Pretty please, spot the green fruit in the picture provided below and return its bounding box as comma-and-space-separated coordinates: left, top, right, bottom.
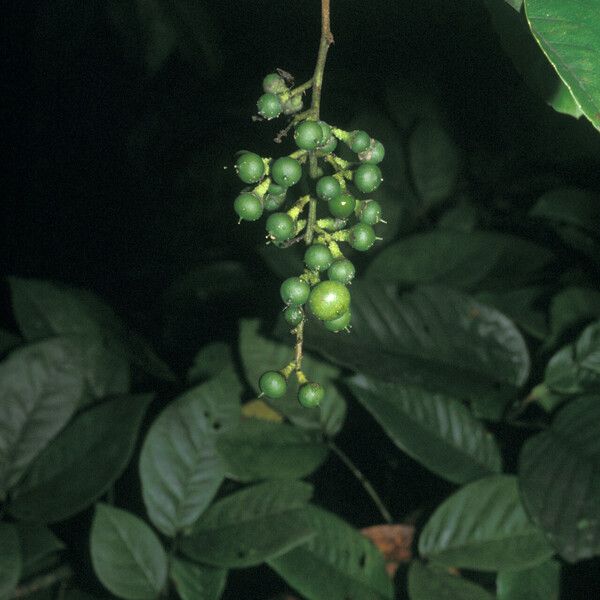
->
308, 281, 351, 321
350, 223, 376, 251
284, 305, 304, 326
264, 183, 286, 211
257, 93, 282, 119
267, 212, 295, 241
329, 193, 356, 218
271, 157, 302, 187
354, 164, 382, 193
349, 130, 371, 153
235, 152, 265, 184
298, 382, 325, 408
319, 135, 338, 154
295, 121, 324, 150
234, 192, 263, 221
316, 176, 341, 201
318, 121, 331, 142
280, 277, 310, 306
359, 140, 385, 164
324, 310, 351, 332
359, 200, 382, 225
259, 371, 287, 399
263, 73, 287, 94
327, 258, 355, 284
282, 95, 303, 115
304, 243, 333, 272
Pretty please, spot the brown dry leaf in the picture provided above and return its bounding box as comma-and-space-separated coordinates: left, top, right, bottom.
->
361, 524, 415, 578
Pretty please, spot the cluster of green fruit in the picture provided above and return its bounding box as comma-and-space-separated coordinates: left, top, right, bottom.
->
233, 72, 385, 408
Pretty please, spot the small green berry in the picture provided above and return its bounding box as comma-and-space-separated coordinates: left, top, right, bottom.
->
259, 371, 287, 399
316, 176, 342, 201
304, 243, 334, 272
271, 157, 302, 187
257, 93, 282, 119
324, 310, 351, 332
329, 193, 356, 219
267, 212, 295, 241
319, 135, 338, 154
264, 183, 286, 211
282, 95, 303, 115
349, 130, 371, 153
308, 281, 351, 321
318, 121, 331, 143
350, 223, 376, 251
327, 258, 355, 284
284, 305, 304, 326
359, 140, 385, 164
354, 164, 382, 193
263, 73, 287, 94
280, 277, 310, 306
234, 192, 263, 221
235, 152, 265, 184
359, 199, 383, 225
295, 121, 324, 150
298, 382, 325, 408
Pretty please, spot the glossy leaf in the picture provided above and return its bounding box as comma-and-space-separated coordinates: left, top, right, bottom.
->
348, 375, 502, 483
497, 559, 560, 600
17, 524, 65, 578
90, 503, 167, 599
268, 505, 393, 600
519, 395, 600, 561
419, 475, 554, 571
170, 558, 226, 600
140, 369, 242, 537
0, 523, 22, 600
180, 480, 314, 568
11, 395, 152, 523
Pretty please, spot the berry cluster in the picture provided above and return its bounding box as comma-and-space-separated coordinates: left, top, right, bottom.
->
234, 72, 385, 408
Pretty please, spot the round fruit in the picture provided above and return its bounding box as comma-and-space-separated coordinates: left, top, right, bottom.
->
234, 192, 263, 221
283, 305, 304, 326
324, 310, 351, 332
295, 121, 324, 150
318, 121, 331, 142
235, 152, 265, 184
271, 157, 302, 187
298, 382, 325, 408
264, 183, 286, 211
266, 212, 295, 241
329, 193, 356, 218
319, 135, 338, 154
327, 258, 355, 284
350, 223, 376, 251
354, 164, 382, 193
349, 130, 371, 153
359, 140, 385, 164
316, 176, 341, 201
259, 371, 287, 399
280, 277, 310, 306
282, 95, 303, 115
257, 93, 282, 119
263, 73, 287, 94
359, 200, 382, 225
308, 281, 351, 321
304, 243, 333, 272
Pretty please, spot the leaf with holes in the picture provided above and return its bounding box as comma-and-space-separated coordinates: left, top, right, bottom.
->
140, 369, 242, 537
497, 559, 560, 600
519, 395, 600, 562
0, 523, 22, 600
180, 480, 314, 568
170, 558, 227, 600
419, 475, 554, 571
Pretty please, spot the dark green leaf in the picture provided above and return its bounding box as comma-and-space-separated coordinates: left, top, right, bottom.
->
497, 559, 560, 600
0, 329, 20, 358
91, 503, 167, 599
0, 523, 22, 600
268, 505, 393, 600
0, 338, 85, 499
530, 188, 600, 234
259, 245, 305, 280
180, 480, 314, 568
170, 558, 226, 600
140, 370, 242, 537
17, 524, 64, 578
419, 475, 554, 571
187, 342, 234, 385
546, 287, 600, 348
348, 375, 502, 484
216, 419, 328, 482
408, 561, 494, 600
519, 395, 600, 561
11, 395, 152, 523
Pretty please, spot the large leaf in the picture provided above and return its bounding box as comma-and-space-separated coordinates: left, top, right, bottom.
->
140, 369, 242, 537
17, 524, 65, 579
546, 287, 600, 348
0, 338, 85, 498
187, 341, 234, 385
348, 375, 502, 484
216, 419, 328, 482
497, 559, 560, 600
11, 395, 152, 523
408, 561, 494, 600
525, 0, 600, 131
180, 480, 314, 568
268, 505, 393, 600
0, 523, 21, 600
419, 475, 554, 571
90, 503, 167, 599
530, 187, 600, 234
170, 558, 226, 600
519, 395, 600, 561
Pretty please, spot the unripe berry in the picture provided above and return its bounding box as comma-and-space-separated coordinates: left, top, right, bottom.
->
263, 73, 287, 94
283, 305, 304, 327
354, 164, 382, 193
349, 130, 371, 153
259, 371, 287, 399
318, 121, 331, 143
266, 212, 295, 241
235, 153, 265, 184
319, 135, 338, 154
328, 193, 356, 219
280, 277, 310, 306
234, 192, 263, 221
257, 93, 282, 119
271, 157, 302, 187
327, 258, 355, 285
308, 281, 351, 321
264, 183, 286, 211
359, 200, 382, 225
298, 382, 325, 408
359, 140, 385, 164
295, 121, 324, 150
282, 95, 303, 115
350, 223, 376, 251
324, 310, 351, 332
304, 243, 333, 272
316, 176, 341, 201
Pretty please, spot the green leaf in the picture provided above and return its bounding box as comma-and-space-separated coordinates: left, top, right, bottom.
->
268, 505, 393, 600
0, 338, 85, 499
348, 375, 502, 484
408, 561, 494, 600
170, 558, 227, 600
530, 187, 600, 234
187, 342, 234, 385
17, 524, 64, 579
180, 480, 314, 568
140, 369, 242, 537
0, 329, 20, 358
497, 559, 560, 600
366, 231, 553, 291
519, 395, 600, 561
90, 503, 168, 599
10, 395, 152, 523
419, 475, 554, 571
0, 523, 22, 600
216, 419, 328, 482
525, 0, 600, 131
239, 319, 346, 437
547, 287, 600, 348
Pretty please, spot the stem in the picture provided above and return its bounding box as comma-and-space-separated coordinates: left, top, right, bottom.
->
290, 78, 314, 97
294, 319, 304, 371
13, 565, 73, 598
328, 441, 393, 524
311, 0, 334, 121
